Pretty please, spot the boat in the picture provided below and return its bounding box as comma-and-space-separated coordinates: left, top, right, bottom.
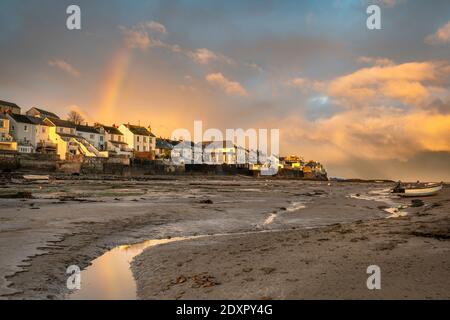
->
23, 175, 50, 181
392, 181, 443, 197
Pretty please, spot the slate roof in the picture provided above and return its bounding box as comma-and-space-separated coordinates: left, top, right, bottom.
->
29, 107, 59, 119
101, 125, 123, 135
76, 124, 101, 134
124, 124, 155, 137
0, 100, 20, 109
45, 117, 76, 128
8, 113, 37, 125
156, 139, 174, 150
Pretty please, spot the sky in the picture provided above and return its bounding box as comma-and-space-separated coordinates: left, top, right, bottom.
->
1, 0, 450, 180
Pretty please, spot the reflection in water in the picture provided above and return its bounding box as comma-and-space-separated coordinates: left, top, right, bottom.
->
69, 237, 193, 300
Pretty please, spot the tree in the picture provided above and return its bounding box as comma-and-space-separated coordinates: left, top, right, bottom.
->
67, 110, 84, 125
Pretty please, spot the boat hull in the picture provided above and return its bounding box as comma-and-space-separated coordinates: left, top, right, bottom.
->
397, 184, 443, 197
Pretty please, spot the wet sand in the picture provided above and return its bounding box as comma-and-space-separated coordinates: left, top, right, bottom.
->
0, 176, 448, 299
132, 187, 450, 299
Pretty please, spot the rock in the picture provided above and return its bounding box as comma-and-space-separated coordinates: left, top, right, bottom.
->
175, 276, 187, 284
411, 199, 425, 207
260, 267, 276, 275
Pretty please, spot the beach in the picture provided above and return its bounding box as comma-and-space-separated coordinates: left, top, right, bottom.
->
0, 177, 449, 299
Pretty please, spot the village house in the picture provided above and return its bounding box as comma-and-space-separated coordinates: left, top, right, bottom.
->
45, 118, 108, 159
170, 140, 195, 164
155, 138, 174, 159
95, 124, 132, 158
7, 113, 53, 153
0, 100, 21, 115
26, 107, 60, 119
119, 124, 156, 159
76, 124, 106, 151
199, 140, 237, 165
44, 117, 79, 159
0, 113, 17, 152
281, 155, 305, 170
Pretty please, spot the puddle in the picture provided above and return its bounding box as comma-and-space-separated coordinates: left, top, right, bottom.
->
67, 228, 289, 300
68, 237, 196, 300
348, 188, 408, 218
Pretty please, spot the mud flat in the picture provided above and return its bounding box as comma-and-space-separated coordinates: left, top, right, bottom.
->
132, 186, 450, 299
0, 177, 447, 299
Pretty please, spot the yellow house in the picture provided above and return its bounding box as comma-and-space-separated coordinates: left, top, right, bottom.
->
0, 113, 17, 152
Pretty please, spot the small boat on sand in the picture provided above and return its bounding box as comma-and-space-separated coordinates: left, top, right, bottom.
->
23, 175, 50, 181
392, 181, 443, 197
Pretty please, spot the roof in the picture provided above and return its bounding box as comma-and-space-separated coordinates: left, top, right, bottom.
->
200, 140, 236, 149
0, 100, 20, 109
8, 113, 37, 125
123, 124, 155, 137
28, 107, 59, 119
45, 117, 76, 128
156, 139, 174, 150
101, 125, 123, 135
76, 124, 100, 134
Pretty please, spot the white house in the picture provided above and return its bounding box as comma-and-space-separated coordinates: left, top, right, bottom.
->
8, 113, 52, 153
95, 124, 132, 158
118, 124, 156, 156
76, 124, 105, 151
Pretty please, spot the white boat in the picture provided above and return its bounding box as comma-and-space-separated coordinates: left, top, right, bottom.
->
23, 175, 50, 181
392, 182, 443, 197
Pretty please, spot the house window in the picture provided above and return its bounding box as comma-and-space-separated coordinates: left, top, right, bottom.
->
137, 145, 140, 151
0, 120, 4, 128
137, 136, 140, 142
144, 137, 147, 143
143, 146, 147, 151
24, 125, 28, 132
100, 136, 103, 141
11, 125, 15, 131
42, 127, 46, 133
90, 134, 94, 139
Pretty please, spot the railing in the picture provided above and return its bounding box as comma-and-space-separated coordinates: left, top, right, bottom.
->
0, 136, 13, 142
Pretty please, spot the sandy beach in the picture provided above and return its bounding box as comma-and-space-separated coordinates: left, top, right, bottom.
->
0, 176, 449, 299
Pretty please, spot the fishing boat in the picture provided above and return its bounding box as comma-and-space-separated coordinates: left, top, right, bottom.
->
392, 181, 443, 197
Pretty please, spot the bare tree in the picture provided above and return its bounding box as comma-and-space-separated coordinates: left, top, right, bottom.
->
67, 110, 84, 125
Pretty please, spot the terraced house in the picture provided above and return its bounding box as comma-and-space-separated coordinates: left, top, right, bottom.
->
76, 124, 105, 151
45, 118, 108, 160
0, 113, 17, 152
95, 124, 132, 158
7, 113, 53, 153
119, 124, 156, 159
0, 99, 21, 115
